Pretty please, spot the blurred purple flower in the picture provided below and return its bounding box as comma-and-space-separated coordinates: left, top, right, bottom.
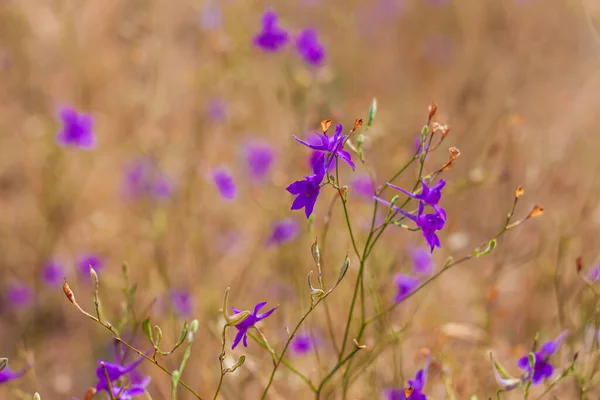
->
198, 2, 222, 31
287, 156, 326, 219
266, 218, 299, 246
231, 301, 277, 349
123, 160, 173, 200
170, 290, 193, 317
212, 167, 237, 200
78, 254, 103, 276
394, 274, 419, 303
589, 265, 599, 282
424, 0, 451, 6
384, 352, 429, 399
415, 136, 430, 156
7, 282, 32, 308
291, 333, 314, 354
387, 179, 446, 215
295, 28, 325, 66
411, 248, 433, 275
56, 107, 95, 150
0, 366, 28, 384
43, 260, 64, 286
517, 331, 568, 385
294, 124, 355, 171
350, 175, 375, 198
253, 10, 289, 52
95, 355, 145, 393
244, 142, 275, 182
206, 98, 228, 122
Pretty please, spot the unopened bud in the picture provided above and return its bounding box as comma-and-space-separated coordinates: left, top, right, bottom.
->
515, 186, 524, 198
307, 271, 326, 298
428, 103, 437, 119
527, 205, 544, 219
227, 310, 251, 326
321, 120, 332, 133
353, 119, 363, 131
311, 239, 321, 266
63, 279, 76, 304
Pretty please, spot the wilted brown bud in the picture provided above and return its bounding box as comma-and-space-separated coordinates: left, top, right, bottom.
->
515, 186, 524, 198
527, 205, 544, 219
84, 387, 97, 400
321, 120, 332, 133
573, 352, 579, 362
440, 147, 461, 172
576, 256, 583, 273
428, 104, 437, 119
353, 118, 363, 131
63, 279, 75, 304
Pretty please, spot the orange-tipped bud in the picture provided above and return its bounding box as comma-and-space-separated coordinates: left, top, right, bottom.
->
527, 205, 544, 218
84, 388, 97, 400
515, 186, 524, 198
321, 120, 332, 133
353, 119, 363, 131
404, 387, 414, 399
63, 279, 75, 304
428, 103, 437, 119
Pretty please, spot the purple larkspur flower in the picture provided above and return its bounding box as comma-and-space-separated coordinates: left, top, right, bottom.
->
253, 10, 289, 52
387, 179, 446, 215
294, 124, 355, 171
291, 333, 314, 354
411, 248, 433, 275
394, 274, 419, 303
244, 142, 275, 182
287, 156, 326, 219
212, 167, 236, 200
95, 354, 148, 395
77, 254, 103, 276
43, 260, 64, 286
383, 352, 429, 399
206, 98, 228, 122
517, 331, 568, 385
170, 290, 193, 317
231, 301, 276, 350
375, 198, 446, 253
123, 160, 173, 200
589, 265, 599, 282
351, 175, 375, 198
56, 107, 95, 150
266, 218, 299, 246
7, 282, 32, 308
0, 366, 28, 384
295, 28, 325, 66
110, 372, 150, 400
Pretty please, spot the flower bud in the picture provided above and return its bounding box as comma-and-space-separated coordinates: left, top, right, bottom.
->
428, 103, 437, 120
515, 186, 524, 198
527, 205, 544, 219
321, 120, 332, 133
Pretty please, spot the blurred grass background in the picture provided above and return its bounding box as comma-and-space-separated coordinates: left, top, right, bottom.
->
2, 0, 600, 398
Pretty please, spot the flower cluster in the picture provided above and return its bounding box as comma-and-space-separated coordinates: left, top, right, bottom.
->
253, 10, 326, 66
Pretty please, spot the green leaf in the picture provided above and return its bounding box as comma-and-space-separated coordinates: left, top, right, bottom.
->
142, 317, 154, 344
367, 98, 377, 128
473, 239, 497, 257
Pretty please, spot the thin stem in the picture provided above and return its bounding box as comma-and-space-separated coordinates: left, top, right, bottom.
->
212, 324, 228, 400
102, 362, 117, 400
315, 347, 361, 399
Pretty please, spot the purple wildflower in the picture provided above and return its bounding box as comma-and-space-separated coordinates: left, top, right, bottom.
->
286, 156, 326, 219
231, 301, 276, 350
411, 248, 433, 275
0, 366, 28, 384
293, 124, 355, 171
517, 331, 568, 385
291, 333, 314, 355
266, 218, 299, 246
7, 282, 32, 308
384, 352, 429, 400
170, 290, 193, 317
375, 198, 446, 253
77, 254, 103, 276
212, 167, 237, 200
589, 265, 599, 282
56, 107, 95, 150
295, 28, 325, 66
95, 355, 145, 393
43, 260, 64, 286
253, 10, 289, 52
110, 372, 150, 400
123, 160, 173, 200
350, 175, 375, 198
387, 179, 446, 215
394, 274, 419, 303
244, 142, 275, 182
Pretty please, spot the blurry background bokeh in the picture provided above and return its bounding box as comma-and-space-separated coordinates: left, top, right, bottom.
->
2, 0, 600, 398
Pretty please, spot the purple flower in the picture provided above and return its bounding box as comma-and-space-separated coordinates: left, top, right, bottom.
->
170, 290, 193, 317
78, 254, 103, 276
231, 301, 277, 350
123, 160, 173, 200
287, 156, 326, 219
95, 355, 145, 393
294, 124, 355, 171
7, 282, 32, 308
291, 333, 314, 355
0, 366, 28, 384
266, 218, 299, 246
43, 260, 64, 286
244, 142, 275, 182
589, 265, 599, 282
253, 10, 289, 52
213, 167, 237, 200
350, 175, 375, 198
411, 248, 433, 275
110, 372, 150, 400
56, 107, 95, 150
387, 179, 446, 215
384, 352, 429, 400
517, 331, 568, 385
375, 198, 446, 253
295, 28, 325, 66
394, 274, 419, 302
